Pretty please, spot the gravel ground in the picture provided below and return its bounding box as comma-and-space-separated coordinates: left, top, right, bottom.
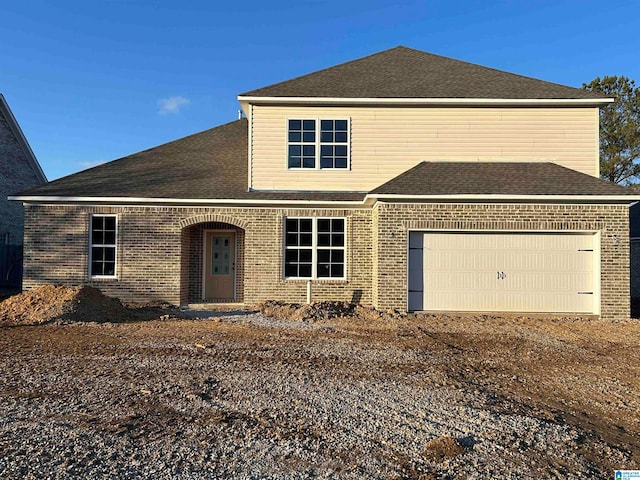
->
1, 310, 639, 479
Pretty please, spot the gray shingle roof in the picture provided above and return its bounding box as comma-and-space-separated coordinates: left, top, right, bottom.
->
240, 46, 608, 100
370, 162, 637, 196
15, 119, 363, 202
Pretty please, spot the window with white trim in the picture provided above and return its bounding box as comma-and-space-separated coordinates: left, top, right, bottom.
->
89, 215, 117, 277
287, 119, 349, 169
284, 218, 345, 279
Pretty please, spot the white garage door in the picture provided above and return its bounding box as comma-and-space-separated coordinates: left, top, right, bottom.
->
408, 232, 597, 314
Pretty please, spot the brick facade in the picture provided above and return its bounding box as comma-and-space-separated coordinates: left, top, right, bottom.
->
374, 202, 630, 321
23, 202, 630, 320
23, 205, 373, 307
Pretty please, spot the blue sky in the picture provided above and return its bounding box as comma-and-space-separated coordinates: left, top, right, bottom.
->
2, 0, 639, 180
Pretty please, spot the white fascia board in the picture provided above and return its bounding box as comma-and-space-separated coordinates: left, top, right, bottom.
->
237, 96, 615, 107
8, 195, 366, 207
366, 194, 640, 203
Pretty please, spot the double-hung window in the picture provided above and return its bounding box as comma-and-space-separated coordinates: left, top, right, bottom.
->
287, 119, 349, 169
89, 215, 117, 278
284, 218, 345, 279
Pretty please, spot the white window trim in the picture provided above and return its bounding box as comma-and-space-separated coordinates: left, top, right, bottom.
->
88, 214, 118, 279
283, 217, 347, 280
285, 117, 351, 171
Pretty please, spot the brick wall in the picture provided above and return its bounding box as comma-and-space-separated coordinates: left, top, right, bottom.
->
374, 202, 630, 321
23, 205, 373, 306
23, 202, 630, 320
0, 111, 43, 246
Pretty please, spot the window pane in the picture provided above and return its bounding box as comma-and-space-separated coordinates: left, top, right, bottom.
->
286, 233, 298, 246
303, 145, 315, 156
91, 261, 103, 276
300, 219, 312, 232
332, 234, 345, 247
92, 216, 103, 230
320, 157, 332, 169
92, 230, 104, 245
320, 145, 332, 155
288, 157, 301, 168
299, 264, 312, 278
302, 132, 315, 142
321, 132, 333, 142
335, 158, 347, 169
335, 145, 347, 156
104, 247, 115, 262
285, 250, 298, 263
285, 264, 298, 277
335, 120, 347, 131
332, 264, 344, 278
317, 264, 330, 278
320, 120, 332, 131
289, 132, 301, 142
103, 262, 115, 276
299, 233, 313, 247
317, 249, 330, 262
331, 250, 344, 263
92, 247, 104, 262
104, 231, 116, 245
302, 157, 315, 168
104, 216, 116, 230
289, 145, 301, 156
286, 218, 298, 232
303, 120, 315, 130
317, 234, 330, 247
317, 219, 330, 232
299, 249, 312, 262
332, 219, 344, 231
289, 119, 301, 130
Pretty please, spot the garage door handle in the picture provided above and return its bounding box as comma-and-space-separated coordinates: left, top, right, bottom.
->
497, 271, 506, 280
578, 292, 593, 295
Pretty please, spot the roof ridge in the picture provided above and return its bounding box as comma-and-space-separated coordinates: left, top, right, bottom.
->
239, 46, 610, 100
238, 46, 406, 97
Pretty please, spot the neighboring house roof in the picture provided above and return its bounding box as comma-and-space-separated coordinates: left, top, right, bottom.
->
0, 94, 47, 184
15, 119, 363, 203
370, 162, 638, 197
240, 46, 609, 102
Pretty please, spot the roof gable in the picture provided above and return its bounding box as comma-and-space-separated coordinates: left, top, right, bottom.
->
0, 94, 47, 184
240, 46, 608, 101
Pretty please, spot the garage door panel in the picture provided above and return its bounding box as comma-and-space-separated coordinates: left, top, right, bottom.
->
412, 232, 596, 314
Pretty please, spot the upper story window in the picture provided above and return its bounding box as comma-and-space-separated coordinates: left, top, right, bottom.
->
89, 214, 117, 278
287, 118, 349, 170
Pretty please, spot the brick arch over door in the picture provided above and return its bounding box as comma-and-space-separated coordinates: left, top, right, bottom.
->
179, 214, 250, 231
180, 220, 246, 304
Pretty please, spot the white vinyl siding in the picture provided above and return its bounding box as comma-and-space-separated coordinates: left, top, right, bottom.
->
250, 105, 598, 191
408, 231, 598, 314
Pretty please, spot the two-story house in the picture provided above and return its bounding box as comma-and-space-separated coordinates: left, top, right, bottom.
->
10, 47, 638, 320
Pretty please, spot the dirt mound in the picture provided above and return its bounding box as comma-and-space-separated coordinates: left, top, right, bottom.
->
0, 285, 134, 325
255, 300, 402, 322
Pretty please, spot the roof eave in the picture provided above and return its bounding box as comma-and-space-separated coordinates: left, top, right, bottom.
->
365, 193, 639, 205
8, 195, 366, 208
237, 96, 614, 107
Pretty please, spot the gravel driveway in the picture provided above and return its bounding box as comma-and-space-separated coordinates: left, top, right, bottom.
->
1, 310, 638, 479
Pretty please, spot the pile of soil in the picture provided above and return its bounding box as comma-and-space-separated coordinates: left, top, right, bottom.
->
0, 285, 134, 325
255, 300, 402, 322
